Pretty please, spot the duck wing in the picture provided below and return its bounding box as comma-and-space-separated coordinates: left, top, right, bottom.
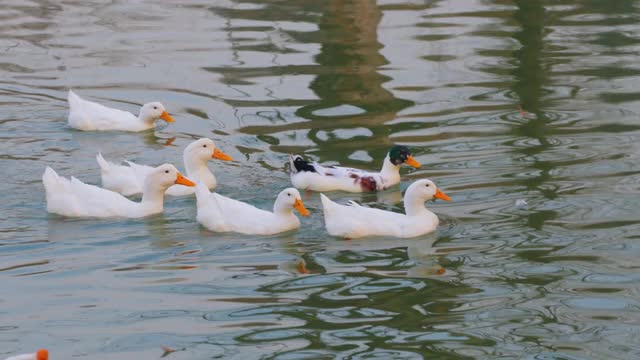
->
196, 184, 272, 232
96, 153, 147, 195
211, 193, 275, 229
321, 165, 383, 191
321, 193, 407, 237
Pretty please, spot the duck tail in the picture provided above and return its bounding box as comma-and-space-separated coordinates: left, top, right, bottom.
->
96, 153, 113, 173
42, 166, 63, 194
288, 154, 297, 174
289, 154, 316, 174
320, 193, 333, 217
42, 166, 58, 184
68, 89, 80, 104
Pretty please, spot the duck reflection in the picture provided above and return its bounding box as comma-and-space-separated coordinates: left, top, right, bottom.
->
234, 0, 414, 165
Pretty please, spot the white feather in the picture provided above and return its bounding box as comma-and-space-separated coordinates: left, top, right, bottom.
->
320, 179, 446, 239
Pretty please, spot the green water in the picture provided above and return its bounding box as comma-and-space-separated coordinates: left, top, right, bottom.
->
2, 0, 640, 359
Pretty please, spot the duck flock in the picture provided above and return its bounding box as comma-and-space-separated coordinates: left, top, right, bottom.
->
11, 91, 452, 359
44, 90, 452, 237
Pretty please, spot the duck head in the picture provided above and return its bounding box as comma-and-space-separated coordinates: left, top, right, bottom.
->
150, 164, 196, 189
388, 145, 420, 168
407, 179, 451, 202
139, 102, 174, 123
184, 138, 233, 165
275, 188, 310, 216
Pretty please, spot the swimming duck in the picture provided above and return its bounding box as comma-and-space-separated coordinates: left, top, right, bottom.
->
4, 349, 48, 360
67, 90, 175, 131
43, 164, 195, 218
289, 145, 421, 192
97, 138, 232, 196
195, 183, 310, 235
320, 179, 450, 239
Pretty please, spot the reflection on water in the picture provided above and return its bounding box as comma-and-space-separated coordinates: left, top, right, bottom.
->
2, 0, 640, 358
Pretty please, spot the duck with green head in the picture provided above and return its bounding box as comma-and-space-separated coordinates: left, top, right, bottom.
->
288, 145, 421, 192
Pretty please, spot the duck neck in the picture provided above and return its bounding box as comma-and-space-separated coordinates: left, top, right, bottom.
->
184, 156, 215, 188
380, 154, 401, 183
141, 181, 166, 210
136, 111, 156, 126
185, 154, 212, 177
403, 189, 427, 216
273, 200, 293, 216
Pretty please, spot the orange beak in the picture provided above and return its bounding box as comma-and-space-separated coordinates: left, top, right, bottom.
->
293, 198, 310, 217
175, 172, 195, 187
404, 155, 421, 168
212, 148, 233, 161
160, 110, 175, 123
37, 349, 49, 360
434, 189, 451, 201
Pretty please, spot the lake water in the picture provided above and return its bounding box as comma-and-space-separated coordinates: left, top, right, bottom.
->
2, 0, 640, 359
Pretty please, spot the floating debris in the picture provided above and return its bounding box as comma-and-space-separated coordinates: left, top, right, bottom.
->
279, 258, 310, 274
517, 104, 528, 118
164, 137, 176, 146
161, 346, 176, 357
296, 259, 310, 274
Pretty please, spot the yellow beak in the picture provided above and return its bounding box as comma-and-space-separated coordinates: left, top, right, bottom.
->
175, 172, 195, 187
404, 155, 421, 168
212, 148, 233, 161
434, 189, 451, 201
294, 198, 310, 217
160, 110, 175, 123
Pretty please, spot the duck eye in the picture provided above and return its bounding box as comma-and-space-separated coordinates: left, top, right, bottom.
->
287, 193, 291, 196
165, 170, 169, 174
203, 144, 207, 148
153, 106, 158, 110
425, 184, 430, 187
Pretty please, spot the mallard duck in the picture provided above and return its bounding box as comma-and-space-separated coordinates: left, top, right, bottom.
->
320, 179, 450, 239
4, 349, 48, 360
43, 164, 195, 218
97, 138, 232, 196
289, 145, 421, 192
67, 90, 175, 131
195, 183, 310, 235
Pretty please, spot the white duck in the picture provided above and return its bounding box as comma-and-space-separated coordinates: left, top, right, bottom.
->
67, 90, 175, 131
289, 145, 421, 193
4, 349, 48, 360
195, 183, 310, 235
43, 164, 195, 218
320, 179, 451, 239
97, 138, 232, 196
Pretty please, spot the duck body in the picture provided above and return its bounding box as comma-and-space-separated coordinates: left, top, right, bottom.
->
5, 349, 48, 360
97, 138, 232, 196
290, 159, 388, 192
67, 90, 174, 132
195, 183, 309, 235
321, 179, 450, 239
43, 164, 194, 218
289, 145, 420, 193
